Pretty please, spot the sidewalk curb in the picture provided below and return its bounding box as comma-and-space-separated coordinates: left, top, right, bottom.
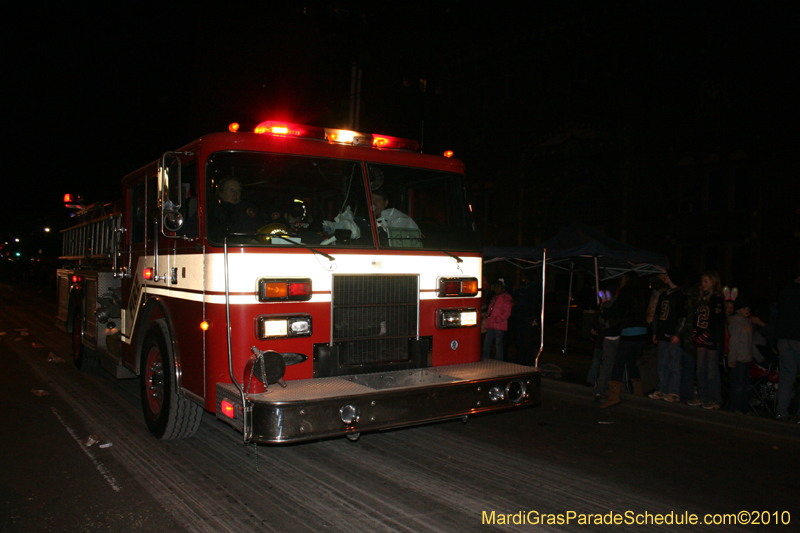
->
541, 377, 800, 441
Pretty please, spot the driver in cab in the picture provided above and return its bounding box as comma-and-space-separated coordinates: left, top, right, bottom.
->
211, 177, 263, 239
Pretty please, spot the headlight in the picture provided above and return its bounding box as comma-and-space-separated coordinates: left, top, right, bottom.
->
436, 308, 478, 329
256, 315, 313, 339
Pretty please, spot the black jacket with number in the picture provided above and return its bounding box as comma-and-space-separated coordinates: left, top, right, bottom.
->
654, 287, 688, 341
692, 292, 726, 348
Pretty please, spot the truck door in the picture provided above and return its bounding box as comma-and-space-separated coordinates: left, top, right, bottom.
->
120, 173, 157, 368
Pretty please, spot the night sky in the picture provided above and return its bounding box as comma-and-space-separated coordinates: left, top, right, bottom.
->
5, 2, 797, 288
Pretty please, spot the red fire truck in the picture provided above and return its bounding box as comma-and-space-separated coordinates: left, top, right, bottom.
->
56, 120, 541, 444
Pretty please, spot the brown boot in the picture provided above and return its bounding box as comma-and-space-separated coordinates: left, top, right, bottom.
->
600, 381, 623, 408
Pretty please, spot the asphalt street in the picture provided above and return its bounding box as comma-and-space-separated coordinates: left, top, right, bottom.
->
1, 282, 798, 532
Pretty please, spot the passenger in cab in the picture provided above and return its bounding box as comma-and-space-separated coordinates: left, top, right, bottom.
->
371, 188, 417, 230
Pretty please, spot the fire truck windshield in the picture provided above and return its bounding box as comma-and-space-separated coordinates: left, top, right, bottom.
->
205, 151, 479, 252
367, 163, 480, 252
206, 152, 374, 247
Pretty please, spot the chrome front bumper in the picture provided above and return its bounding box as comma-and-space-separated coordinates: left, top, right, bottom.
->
216, 360, 541, 444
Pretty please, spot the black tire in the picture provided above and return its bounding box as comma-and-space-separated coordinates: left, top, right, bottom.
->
139, 320, 203, 440
72, 308, 99, 372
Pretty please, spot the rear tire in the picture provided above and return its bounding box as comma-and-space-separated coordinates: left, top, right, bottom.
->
139, 320, 202, 440
72, 308, 99, 372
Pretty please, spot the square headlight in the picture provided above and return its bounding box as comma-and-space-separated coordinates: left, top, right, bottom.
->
436, 308, 478, 329
256, 315, 313, 339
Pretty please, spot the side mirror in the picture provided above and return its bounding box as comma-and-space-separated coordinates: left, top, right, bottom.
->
163, 210, 184, 232
159, 153, 185, 236
159, 154, 182, 211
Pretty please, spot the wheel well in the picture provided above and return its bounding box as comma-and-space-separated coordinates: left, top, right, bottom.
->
133, 298, 182, 391
66, 290, 83, 334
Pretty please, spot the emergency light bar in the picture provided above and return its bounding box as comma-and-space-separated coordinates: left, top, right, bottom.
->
325, 128, 371, 146
254, 121, 325, 139
372, 134, 420, 152
252, 120, 421, 152
63, 193, 84, 209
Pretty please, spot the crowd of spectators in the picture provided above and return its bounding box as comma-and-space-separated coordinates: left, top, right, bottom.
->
586, 269, 800, 423
483, 269, 800, 425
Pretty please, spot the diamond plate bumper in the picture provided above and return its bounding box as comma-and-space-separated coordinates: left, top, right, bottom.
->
216, 360, 541, 444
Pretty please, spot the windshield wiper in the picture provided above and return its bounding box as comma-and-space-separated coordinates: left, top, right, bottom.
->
229, 232, 336, 262
436, 248, 463, 263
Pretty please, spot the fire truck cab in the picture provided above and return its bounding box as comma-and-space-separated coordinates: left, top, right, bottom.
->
56, 121, 541, 444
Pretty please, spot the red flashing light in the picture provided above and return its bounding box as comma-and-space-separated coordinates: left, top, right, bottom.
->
254, 121, 325, 140
372, 134, 420, 152
288, 281, 312, 297
438, 277, 479, 297
444, 150, 454, 158
257, 278, 313, 302
71, 275, 82, 283
143, 268, 153, 280
64, 193, 83, 209
228, 122, 240, 133
221, 400, 235, 419
440, 280, 461, 295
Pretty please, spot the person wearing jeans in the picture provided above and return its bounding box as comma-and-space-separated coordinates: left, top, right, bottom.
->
689, 272, 726, 409
775, 276, 800, 421
650, 267, 688, 402
482, 278, 513, 361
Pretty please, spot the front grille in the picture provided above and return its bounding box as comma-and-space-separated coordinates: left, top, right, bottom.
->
332, 275, 418, 367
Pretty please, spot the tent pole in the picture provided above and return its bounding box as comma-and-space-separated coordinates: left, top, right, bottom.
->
594, 254, 600, 305
562, 261, 574, 354
535, 248, 546, 368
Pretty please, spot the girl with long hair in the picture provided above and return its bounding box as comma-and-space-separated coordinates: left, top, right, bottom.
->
689, 271, 726, 409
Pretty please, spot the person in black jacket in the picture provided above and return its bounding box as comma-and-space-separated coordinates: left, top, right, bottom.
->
209, 177, 264, 242
688, 271, 726, 409
601, 272, 650, 408
649, 267, 688, 402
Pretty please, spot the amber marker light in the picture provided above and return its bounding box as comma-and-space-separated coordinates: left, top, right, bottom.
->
200, 321, 210, 331
461, 279, 479, 294
444, 150, 454, 158
228, 122, 240, 133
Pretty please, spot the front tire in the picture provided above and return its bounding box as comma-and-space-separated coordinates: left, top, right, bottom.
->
139, 320, 202, 440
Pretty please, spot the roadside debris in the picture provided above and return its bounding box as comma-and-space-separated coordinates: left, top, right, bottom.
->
31, 389, 50, 396
83, 435, 112, 448
539, 363, 564, 379
47, 353, 65, 363
33, 342, 45, 348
